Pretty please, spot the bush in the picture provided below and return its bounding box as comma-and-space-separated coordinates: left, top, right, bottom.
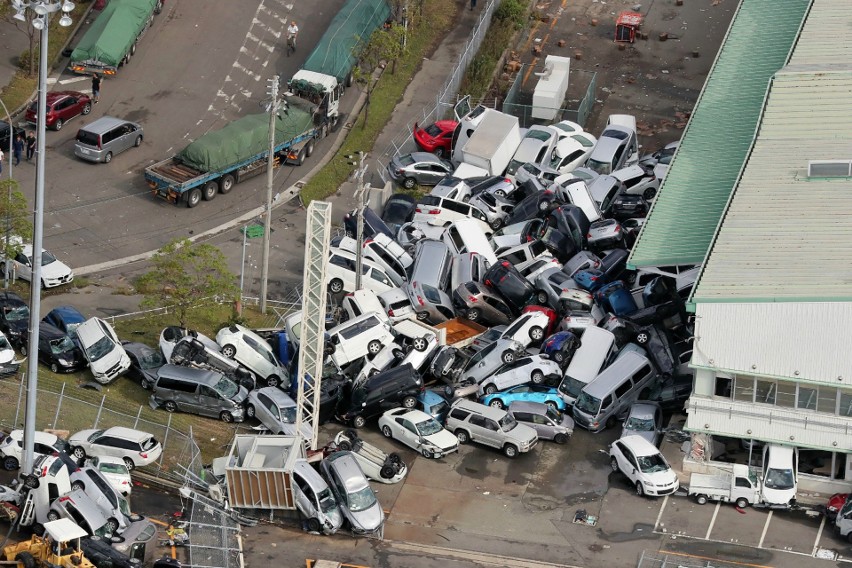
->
495, 0, 525, 23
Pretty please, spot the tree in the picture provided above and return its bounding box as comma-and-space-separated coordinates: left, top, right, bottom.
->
1, 4, 39, 77
137, 238, 239, 327
0, 179, 34, 286
352, 23, 408, 128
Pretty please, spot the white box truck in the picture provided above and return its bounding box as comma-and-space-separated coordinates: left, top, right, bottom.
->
459, 110, 522, 176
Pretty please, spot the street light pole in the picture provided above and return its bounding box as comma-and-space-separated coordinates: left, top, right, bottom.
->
345, 153, 368, 290
13, 0, 76, 476
260, 75, 279, 315
0, 97, 14, 289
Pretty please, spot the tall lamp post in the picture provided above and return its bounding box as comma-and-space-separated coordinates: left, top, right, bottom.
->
0, 97, 13, 289
11, 0, 75, 475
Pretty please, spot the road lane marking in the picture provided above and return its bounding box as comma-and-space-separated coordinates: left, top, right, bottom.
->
390, 541, 581, 568
58, 76, 88, 85
653, 494, 669, 531
812, 514, 826, 555
758, 510, 772, 548
705, 501, 720, 540
661, 549, 774, 568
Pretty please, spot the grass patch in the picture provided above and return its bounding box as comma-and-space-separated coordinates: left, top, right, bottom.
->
458, 0, 528, 100
300, 0, 458, 204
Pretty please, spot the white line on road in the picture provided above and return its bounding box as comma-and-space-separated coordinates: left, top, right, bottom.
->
653, 495, 669, 532
705, 502, 720, 540
812, 514, 826, 555
390, 541, 583, 568
758, 510, 772, 548
58, 76, 88, 85
46, 77, 57, 85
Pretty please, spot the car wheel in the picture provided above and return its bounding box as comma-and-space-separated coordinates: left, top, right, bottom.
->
367, 340, 382, 355
531, 370, 545, 384
538, 200, 551, 211
536, 292, 548, 305
494, 189, 506, 198
54, 118, 63, 131
306, 518, 321, 533
134, 135, 143, 147
610, 457, 619, 473
23, 474, 39, 490
412, 336, 428, 352
107, 518, 120, 534
554, 433, 568, 445
186, 188, 202, 208
202, 180, 218, 201
501, 350, 515, 364
416, 311, 429, 321
246, 404, 256, 419
545, 400, 559, 412
337, 438, 353, 451
402, 396, 417, 409
421, 447, 434, 459
490, 217, 504, 231
696, 494, 708, 505
220, 411, 234, 423
3, 456, 19, 471
141, 379, 151, 390
221, 344, 237, 358
635, 482, 645, 497
503, 444, 519, 458
529, 326, 544, 341
454, 430, 469, 444
380, 465, 396, 479
266, 375, 280, 388
219, 174, 236, 194
47, 511, 60, 522
328, 279, 344, 294
381, 425, 393, 438
72, 481, 85, 492
735, 497, 749, 509
635, 331, 649, 344
643, 187, 657, 201
489, 399, 504, 409
553, 351, 565, 364
352, 415, 366, 429
403, 177, 416, 189
164, 400, 178, 413
104, 152, 113, 164
305, 140, 315, 158
72, 446, 86, 461
20, 345, 27, 356
484, 384, 497, 395
466, 308, 481, 322
123, 457, 135, 471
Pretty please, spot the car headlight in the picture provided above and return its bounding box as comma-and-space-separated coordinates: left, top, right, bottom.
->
58, 358, 71, 366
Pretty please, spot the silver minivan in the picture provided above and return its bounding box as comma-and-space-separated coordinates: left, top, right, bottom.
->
557, 326, 616, 406
572, 351, 657, 433
74, 116, 143, 163
150, 364, 248, 423
404, 239, 455, 323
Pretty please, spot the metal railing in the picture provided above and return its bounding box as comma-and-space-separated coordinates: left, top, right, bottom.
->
501, 65, 598, 128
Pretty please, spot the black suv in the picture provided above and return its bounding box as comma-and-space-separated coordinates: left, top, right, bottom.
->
336, 363, 424, 428
483, 260, 538, 314
0, 291, 29, 348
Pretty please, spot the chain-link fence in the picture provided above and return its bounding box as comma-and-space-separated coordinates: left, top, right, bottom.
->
502, 65, 598, 128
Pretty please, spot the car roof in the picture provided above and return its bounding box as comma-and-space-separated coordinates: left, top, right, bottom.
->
100, 427, 151, 443
46, 305, 85, 322
509, 400, 550, 414
255, 386, 295, 407
627, 402, 660, 419
9, 429, 59, 444
327, 451, 369, 491
39, 322, 68, 340
0, 291, 25, 305
618, 434, 661, 457
409, 152, 444, 163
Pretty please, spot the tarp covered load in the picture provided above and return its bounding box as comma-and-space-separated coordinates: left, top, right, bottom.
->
176, 102, 315, 173
302, 0, 391, 82
70, 0, 158, 69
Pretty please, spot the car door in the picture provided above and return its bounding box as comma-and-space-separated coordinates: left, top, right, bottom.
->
480, 416, 502, 448
253, 391, 278, 431
613, 441, 633, 478
398, 417, 420, 449
292, 470, 318, 520
90, 435, 123, 460
117, 124, 135, 153
14, 251, 32, 281
532, 413, 555, 438
622, 446, 641, 485
196, 385, 225, 418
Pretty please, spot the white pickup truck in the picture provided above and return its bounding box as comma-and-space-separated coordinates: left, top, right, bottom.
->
688, 464, 761, 508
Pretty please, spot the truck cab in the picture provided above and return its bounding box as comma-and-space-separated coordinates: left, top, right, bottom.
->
289, 70, 342, 125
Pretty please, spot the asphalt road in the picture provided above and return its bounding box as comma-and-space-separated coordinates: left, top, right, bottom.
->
12, 0, 346, 269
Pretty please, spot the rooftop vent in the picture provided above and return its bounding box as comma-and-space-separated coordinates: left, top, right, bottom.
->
808, 160, 852, 178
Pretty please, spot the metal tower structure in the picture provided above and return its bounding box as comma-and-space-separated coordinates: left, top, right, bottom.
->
294, 200, 332, 450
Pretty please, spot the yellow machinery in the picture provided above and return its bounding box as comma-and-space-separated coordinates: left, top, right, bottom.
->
3, 519, 96, 568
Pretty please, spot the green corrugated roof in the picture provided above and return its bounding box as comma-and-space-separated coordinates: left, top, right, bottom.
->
627, 0, 811, 268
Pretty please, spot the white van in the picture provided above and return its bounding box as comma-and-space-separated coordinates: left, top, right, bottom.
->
378, 288, 415, 323
326, 247, 395, 295
327, 313, 395, 369
341, 290, 389, 324
363, 233, 413, 285
451, 251, 491, 291
77, 318, 131, 385
442, 218, 498, 265
557, 326, 616, 406
552, 175, 601, 222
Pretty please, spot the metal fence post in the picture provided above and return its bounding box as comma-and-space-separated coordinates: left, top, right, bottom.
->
133, 405, 142, 429
52, 382, 66, 429
93, 395, 105, 428
159, 412, 172, 467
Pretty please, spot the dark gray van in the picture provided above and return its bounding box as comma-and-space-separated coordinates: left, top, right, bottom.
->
150, 364, 247, 423
74, 116, 143, 163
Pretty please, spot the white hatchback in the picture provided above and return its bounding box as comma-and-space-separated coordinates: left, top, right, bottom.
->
609, 435, 679, 498
76, 317, 130, 384
69, 426, 162, 471
87, 455, 133, 496
216, 324, 289, 388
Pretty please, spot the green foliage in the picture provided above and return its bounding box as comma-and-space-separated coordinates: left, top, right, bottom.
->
0, 179, 34, 262
136, 238, 238, 328
495, 0, 525, 23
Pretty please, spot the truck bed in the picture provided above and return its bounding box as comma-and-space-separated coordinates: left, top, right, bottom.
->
435, 318, 487, 348
146, 158, 205, 185
688, 473, 731, 494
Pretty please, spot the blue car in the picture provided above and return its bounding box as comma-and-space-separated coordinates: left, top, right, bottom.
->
595, 281, 638, 316
417, 390, 451, 424
541, 331, 580, 367
480, 384, 567, 411
573, 269, 608, 292
42, 305, 85, 346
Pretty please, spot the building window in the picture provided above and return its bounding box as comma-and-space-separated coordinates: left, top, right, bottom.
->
819, 388, 838, 414
733, 376, 754, 403
755, 380, 775, 405
776, 381, 796, 408
798, 386, 817, 411
839, 390, 852, 417
715, 375, 732, 398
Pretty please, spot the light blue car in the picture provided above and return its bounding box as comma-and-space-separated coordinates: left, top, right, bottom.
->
480, 384, 567, 411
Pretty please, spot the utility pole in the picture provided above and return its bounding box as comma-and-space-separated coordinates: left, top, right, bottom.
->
260, 75, 280, 314
345, 153, 368, 290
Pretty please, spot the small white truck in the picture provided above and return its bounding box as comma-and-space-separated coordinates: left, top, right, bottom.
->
688, 464, 761, 508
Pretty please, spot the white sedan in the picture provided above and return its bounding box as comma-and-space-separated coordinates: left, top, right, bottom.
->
7, 243, 74, 288
378, 408, 459, 459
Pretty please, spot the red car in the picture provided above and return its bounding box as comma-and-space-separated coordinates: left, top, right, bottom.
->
25, 91, 92, 131
827, 493, 848, 521
413, 120, 458, 158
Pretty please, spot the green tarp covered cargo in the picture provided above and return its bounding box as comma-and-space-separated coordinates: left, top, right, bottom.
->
302, 0, 391, 82
176, 104, 315, 173
70, 0, 159, 72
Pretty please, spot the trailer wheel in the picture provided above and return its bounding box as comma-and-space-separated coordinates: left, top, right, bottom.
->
695, 494, 708, 505
15, 552, 36, 568
305, 140, 315, 157
186, 188, 202, 208
131, 42, 137, 56
154, 0, 163, 13
735, 497, 749, 509
219, 174, 235, 194
345, 71, 353, 87
202, 180, 218, 201
294, 148, 306, 166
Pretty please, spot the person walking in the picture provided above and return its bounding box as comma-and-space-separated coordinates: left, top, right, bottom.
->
286, 20, 299, 56
25, 132, 35, 161
91, 73, 101, 103
12, 133, 23, 166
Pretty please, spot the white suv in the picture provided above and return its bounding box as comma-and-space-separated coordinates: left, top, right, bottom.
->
327, 313, 395, 369
69, 426, 163, 471
216, 324, 289, 388
609, 435, 679, 498
77, 317, 131, 384
0, 430, 71, 471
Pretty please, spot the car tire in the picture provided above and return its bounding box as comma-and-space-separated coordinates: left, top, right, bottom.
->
202, 180, 218, 201
416, 311, 429, 321
735, 497, 749, 509
352, 415, 366, 429
266, 375, 280, 388
72, 481, 85, 492
501, 350, 515, 364
305, 140, 315, 158
219, 174, 236, 194
402, 396, 417, 409
421, 448, 433, 459
328, 279, 344, 294
20, 345, 27, 357
23, 474, 39, 490
367, 340, 382, 355
412, 336, 428, 352
553, 351, 565, 364
186, 188, 202, 208
104, 152, 113, 164
164, 400, 178, 413
545, 400, 559, 412
141, 379, 151, 390
123, 457, 135, 471
107, 518, 120, 534
466, 308, 481, 322
484, 384, 497, 395
221, 344, 237, 358
489, 399, 504, 409
503, 444, 519, 458
554, 433, 568, 445
538, 200, 551, 211
220, 411, 234, 423
529, 326, 544, 341
536, 292, 548, 305
380, 465, 396, 479
47, 510, 60, 522
635, 331, 649, 344
72, 446, 86, 461
337, 439, 352, 451
433, 148, 444, 158
635, 482, 645, 497
531, 370, 545, 384
381, 425, 393, 438
696, 494, 708, 505
54, 118, 63, 131
643, 187, 657, 201
246, 404, 256, 419
494, 189, 506, 198
134, 135, 143, 147
306, 518, 321, 533
490, 217, 504, 231
403, 177, 416, 190
610, 457, 619, 473
454, 430, 469, 444
49, 363, 59, 373
3, 456, 18, 471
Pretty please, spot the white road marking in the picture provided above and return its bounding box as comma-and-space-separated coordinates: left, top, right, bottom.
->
705, 502, 720, 540
758, 510, 772, 548
58, 76, 89, 85
653, 495, 669, 532
46, 77, 57, 85
232, 61, 261, 81
252, 17, 282, 38
812, 514, 826, 556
